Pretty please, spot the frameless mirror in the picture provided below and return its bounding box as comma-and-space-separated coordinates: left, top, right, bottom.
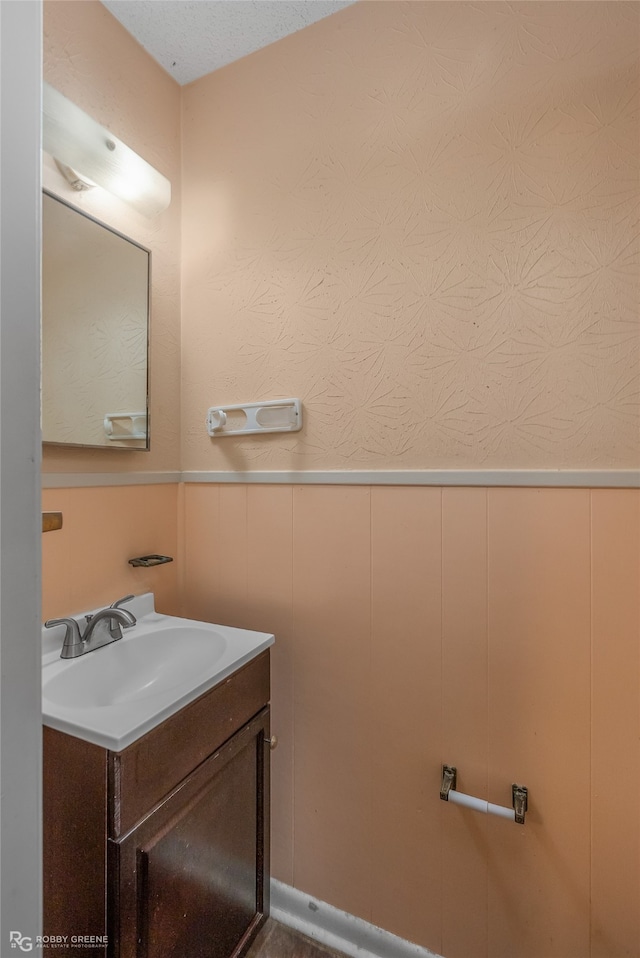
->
42, 191, 150, 449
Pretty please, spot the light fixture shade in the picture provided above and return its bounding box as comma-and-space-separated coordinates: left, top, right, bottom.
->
42, 82, 171, 218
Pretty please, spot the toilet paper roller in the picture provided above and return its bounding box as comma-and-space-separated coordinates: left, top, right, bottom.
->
440, 765, 528, 825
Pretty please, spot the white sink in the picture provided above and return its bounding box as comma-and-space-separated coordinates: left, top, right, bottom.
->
42, 593, 274, 751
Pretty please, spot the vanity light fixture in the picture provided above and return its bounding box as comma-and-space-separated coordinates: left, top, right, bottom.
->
54, 161, 97, 193
42, 82, 171, 218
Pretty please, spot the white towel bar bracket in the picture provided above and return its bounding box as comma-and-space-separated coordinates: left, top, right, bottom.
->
206, 399, 302, 438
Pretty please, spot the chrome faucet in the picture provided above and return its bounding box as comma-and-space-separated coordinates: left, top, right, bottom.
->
45, 595, 137, 659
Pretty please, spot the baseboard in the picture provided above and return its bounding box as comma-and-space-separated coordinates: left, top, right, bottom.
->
270, 879, 443, 958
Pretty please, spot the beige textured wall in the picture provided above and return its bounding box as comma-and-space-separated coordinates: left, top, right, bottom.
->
43, 0, 181, 472
181, 0, 639, 472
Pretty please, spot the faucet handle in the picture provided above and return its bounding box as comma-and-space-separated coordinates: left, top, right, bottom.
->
110, 594, 135, 608
110, 595, 136, 627
44, 617, 83, 658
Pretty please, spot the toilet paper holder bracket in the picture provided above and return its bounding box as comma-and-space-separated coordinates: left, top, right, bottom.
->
440, 764, 528, 825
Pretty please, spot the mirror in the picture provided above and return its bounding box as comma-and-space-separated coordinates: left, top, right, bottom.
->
42, 191, 150, 449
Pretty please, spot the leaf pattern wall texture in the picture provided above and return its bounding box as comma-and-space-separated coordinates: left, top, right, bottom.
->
181, 0, 639, 471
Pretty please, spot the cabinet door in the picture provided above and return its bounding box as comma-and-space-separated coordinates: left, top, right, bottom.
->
110, 708, 270, 958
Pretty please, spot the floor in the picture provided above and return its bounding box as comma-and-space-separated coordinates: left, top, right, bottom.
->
245, 919, 349, 958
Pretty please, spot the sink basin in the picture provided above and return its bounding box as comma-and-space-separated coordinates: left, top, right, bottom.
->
42, 594, 274, 751
44, 627, 228, 708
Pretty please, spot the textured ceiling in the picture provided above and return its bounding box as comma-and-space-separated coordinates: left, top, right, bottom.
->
101, 0, 355, 85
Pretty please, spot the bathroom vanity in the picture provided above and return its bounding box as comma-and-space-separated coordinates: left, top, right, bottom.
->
42, 598, 273, 958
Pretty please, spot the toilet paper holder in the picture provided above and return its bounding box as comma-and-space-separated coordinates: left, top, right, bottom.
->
440, 764, 528, 825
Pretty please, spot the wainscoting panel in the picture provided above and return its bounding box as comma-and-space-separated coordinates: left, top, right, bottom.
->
181, 483, 640, 958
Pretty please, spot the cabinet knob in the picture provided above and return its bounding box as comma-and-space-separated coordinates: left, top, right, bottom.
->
264, 735, 278, 750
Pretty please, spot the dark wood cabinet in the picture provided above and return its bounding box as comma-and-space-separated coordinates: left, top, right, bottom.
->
112, 710, 269, 958
44, 651, 270, 958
